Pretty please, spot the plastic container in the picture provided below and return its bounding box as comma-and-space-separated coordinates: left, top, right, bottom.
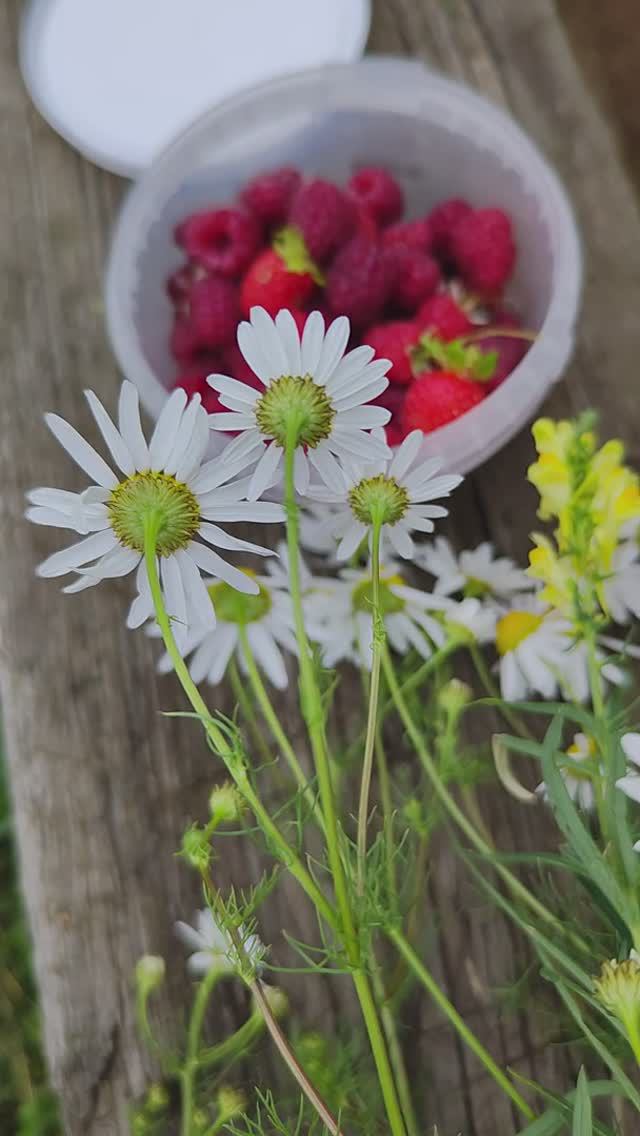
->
106, 57, 582, 475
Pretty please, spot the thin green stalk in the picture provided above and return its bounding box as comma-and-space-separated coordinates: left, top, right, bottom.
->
181, 966, 222, 1136
381, 645, 574, 937
237, 624, 324, 830
357, 519, 384, 895
283, 438, 407, 1136
228, 657, 274, 767
370, 957, 420, 1136
143, 516, 338, 934
199, 1009, 265, 1069
388, 928, 535, 1121
375, 723, 397, 902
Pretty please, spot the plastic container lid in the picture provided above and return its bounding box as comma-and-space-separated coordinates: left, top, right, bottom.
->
20, 0, 371, 177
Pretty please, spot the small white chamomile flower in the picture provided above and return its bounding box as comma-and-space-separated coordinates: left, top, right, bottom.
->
442, 596, 497, 645
308, 562, 450, 669
154, 557, 298, 690
207, 307, 392, 499
28, 383, 284, 645
308, 428, 462, 561
616, 733, 640, 807
495, 598, 589, 703
417, 536, 531, 601
175, 908, 264, 977
604, 543, 640, 623
537, 732, 598, 811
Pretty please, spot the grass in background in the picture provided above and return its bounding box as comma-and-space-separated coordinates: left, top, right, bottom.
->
0, 740, 60, 1135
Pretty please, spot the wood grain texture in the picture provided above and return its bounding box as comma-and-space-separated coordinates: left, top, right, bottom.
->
2, 0, 640, 1132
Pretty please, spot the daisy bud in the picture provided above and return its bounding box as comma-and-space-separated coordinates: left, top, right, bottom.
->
180, 824, 211, 873
216, 1086, 246, 1121
594, 958, 640, 1047
209, 781, 244, 824
146, 1084, 169, 1114
135, 955, 165, 996
260, 983, 289, 1019
439, 678, 473, 718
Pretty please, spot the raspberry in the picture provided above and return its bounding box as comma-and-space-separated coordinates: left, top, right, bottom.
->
326, 236, 394, 329
240, 166, 301, 227
166, 262, 206, 302
382, 218, 433, 255
176, 207, 261, 277
354, 203, 379, 240
347, 167, 404, 227
393, 250, 441, 314
364, 321, 418, 385
417, 294, 473, 341
240, 248, 315, 318
373, 384, 406, 446
189, 276, 239, 350
450, 208, 516, 294
403, 372, 485, 433
169, 315, 202, 364
289, 179, 356, 263
428, 198, 472, 260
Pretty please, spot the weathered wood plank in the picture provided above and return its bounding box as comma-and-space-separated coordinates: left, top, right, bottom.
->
2, 0, 640, 1133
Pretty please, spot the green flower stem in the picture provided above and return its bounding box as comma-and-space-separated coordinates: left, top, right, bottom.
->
381, 645, 572, 937
142, 514, 338, 934
388, 929, 535, 1122
375, 723, 397, 902
228, 658, 274, 768
370, 957, 420, 1136
237, 624, 324, 831
357, 518, 384, 895
198, 1009, 265, 1069
181, 966, 223, 1136
283, 436, 407, 1136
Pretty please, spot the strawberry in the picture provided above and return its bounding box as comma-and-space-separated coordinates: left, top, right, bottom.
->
240, 247, 315, 318
240, 166, 301, 227
364, 321, 418, 384
403, 372, 485, 433
347, 167, 404, 226
450, 208, 516, 295
176, 207, 261, 277
417, 293, 474, 341
326, 236, 394, 329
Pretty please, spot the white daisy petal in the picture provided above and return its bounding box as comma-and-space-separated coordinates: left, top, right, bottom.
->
237, 319, 273, 384
188, 543, 261, 594
203, 502, 285, 523
127, 559, 155, 629
387, 525, 415, 559
118, 382, 150, 471
389, 431, 424, 480
301, 311, 325, 376
294, 450, 310, 495
336, 520, 367, 560
622, 733, 640, 769
165, 395, 203, 476
161, 555, 188, 648
176, 407, 210, 484
251, 307, 290, 377
149, 389, 188, 469
246, 623, 288, 689
199, 523, 272, 558
207, 375, 260, 407
45, 413, 118, 489
617, 775, 640, 804
175, 549, 216, 632
208, 412, 255, 431
247, 443, 283, 501
332, 376, 389, 412
85, 390, 135, 476
336, 405, 391, 428
77, 545, 140, 581
324, 345, 376, 394
315, 316, 350, 384
307, 445, 346, 494
275, 308, 302, 374
37, 529, 118, 577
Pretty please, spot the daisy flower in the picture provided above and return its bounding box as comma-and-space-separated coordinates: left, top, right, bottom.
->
442, 597, 498, 645
308, 428, 462, 561
495, 597, 591, 703
175, 908, 264, 977
616, 733, 640, 806
537, 732, 598, 811
604, 542, 640, 623
308, 562, 450, 669
27, 383, 284, 645
298, 501, 345, 560
416, 536, 531, 601
154, 557, 298, 690
207, 307, 392, 499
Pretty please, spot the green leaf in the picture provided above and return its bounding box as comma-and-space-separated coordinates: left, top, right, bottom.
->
517, 1079, 622, 1136
540, 716, 631, 925
470, 348, 498, 381
572, 1068, 592, 1136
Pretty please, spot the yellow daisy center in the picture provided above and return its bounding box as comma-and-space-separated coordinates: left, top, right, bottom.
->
255, 375, 335, 448
108, 471, 200, 556
496, 611, 543, 656
208, 571, 271, 623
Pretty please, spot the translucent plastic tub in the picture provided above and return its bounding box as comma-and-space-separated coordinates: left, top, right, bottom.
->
105, 56, 582, 475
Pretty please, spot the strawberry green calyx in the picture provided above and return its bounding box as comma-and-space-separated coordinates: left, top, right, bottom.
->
273, 226, 325, 286
411, 333, 498, 383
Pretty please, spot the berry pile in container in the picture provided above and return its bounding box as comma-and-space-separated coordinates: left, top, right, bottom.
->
167, 165, 534, 446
